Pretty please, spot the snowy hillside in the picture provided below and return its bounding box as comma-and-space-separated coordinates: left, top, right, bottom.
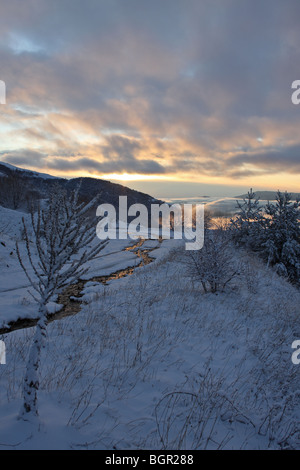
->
0, 201, 299, 449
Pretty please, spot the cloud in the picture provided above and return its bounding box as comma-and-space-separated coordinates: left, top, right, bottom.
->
45, 155, 166, 175
0, 149, 47, 167
0, 0, 300, 187
226, 144, 300, 177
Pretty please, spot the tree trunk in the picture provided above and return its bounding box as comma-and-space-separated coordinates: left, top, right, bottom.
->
20, 303, 48, 419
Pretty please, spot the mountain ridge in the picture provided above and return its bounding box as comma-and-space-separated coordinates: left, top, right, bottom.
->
235, 190, 300, 201
0, 161, 164, 211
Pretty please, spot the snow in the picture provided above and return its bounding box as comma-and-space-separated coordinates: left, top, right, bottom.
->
80, 241, 141, 280
0, 226, 39, 327
0, 205, 299, 449
46, 302, 64, 314
0, 205, 28, 238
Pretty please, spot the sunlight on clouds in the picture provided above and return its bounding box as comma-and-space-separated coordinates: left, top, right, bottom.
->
0, 2, 299, 195
97, 173, 171, 182
236, 172, 300, 192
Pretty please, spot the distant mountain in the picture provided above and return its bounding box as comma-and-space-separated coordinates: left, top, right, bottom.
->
235, 190, 300, 201
0, 162, 164, 212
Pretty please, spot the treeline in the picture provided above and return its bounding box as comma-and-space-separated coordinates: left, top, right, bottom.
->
0, 173, 89, 212
0, 172, 40, 211
230, 189, 300, 285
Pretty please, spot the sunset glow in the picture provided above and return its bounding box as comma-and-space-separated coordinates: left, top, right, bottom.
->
0, 1, 299, 197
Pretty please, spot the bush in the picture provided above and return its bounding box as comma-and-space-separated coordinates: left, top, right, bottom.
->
230, 189, 300, 285
186, 229, 239, 293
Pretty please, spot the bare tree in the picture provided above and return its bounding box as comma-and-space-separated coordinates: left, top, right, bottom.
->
16, 185, 107, 419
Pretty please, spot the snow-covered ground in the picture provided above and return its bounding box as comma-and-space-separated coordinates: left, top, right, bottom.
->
0, 206, 299, 450
0, 204, 155, 329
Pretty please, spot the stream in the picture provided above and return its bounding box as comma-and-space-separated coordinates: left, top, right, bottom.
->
0, 239, 156, 335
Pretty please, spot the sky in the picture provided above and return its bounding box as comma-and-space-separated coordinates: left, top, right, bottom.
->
0, 0, 300, 198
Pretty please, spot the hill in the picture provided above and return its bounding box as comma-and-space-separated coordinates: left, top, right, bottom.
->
235, 190, 300, 200
0, 162, 163, 211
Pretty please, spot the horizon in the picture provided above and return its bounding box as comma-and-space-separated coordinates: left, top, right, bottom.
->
0, 1, 300, 196
0, 160, 298, 201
